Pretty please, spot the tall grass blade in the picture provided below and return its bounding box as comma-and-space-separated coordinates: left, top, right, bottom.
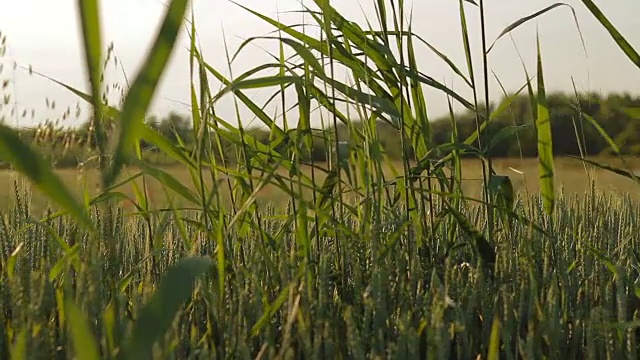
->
535, 34, 555, 216
212, 75, 299, 102
105, 0, 189, 187
75, 0, 102, 101
579, 0, 640, 69
132, 160, 201, 205
567, 156, 640, 184
580, 113, 620, 154
487, 3, 579, 54
76, 0, 108, 173
66, 299, 101, 360
0, 124, 92, 228
9, 328, 27, 360
488, 315, 501, 360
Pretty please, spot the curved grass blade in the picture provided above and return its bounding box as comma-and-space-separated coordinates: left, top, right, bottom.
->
120, 256, 212, 360
535, 34, 555, 216
488, 124, 531, 151
579, 0, 640, 69
48, 244, 80, 282
567, 156, 640, 184
251, 284, 292, 337
141, 126, 197, 168
361, 29, 472, 88
580, 112, 620, 154
401, 66, 475, 111
77, 0, 108, 174
77, 0, 102, 99
105, 0, 189, 187
211, 75, 299, 103
196, 53, 288, 139
35, 171, 145, 225
0, 124, 93, 229
459, 0, 474, 89
295, 82, 313, 151
133, 159, 201, 205
463, 80, 530, 147
443, 199, 496, 266
486, 3, 582, 54
22, 67, 121, 121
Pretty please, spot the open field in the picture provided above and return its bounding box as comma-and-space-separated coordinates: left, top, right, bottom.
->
3, 156, 639, 215
3, 0, 640, 357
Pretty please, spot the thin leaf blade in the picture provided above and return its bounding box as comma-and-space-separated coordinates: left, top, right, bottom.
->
106, 0, 190, 187
535, 34, 555, 216
0, 124, 93, 229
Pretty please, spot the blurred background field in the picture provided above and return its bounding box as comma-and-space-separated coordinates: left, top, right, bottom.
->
3, 156, 639, 214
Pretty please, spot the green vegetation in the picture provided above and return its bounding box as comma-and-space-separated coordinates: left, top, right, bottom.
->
0, 0, 640, 359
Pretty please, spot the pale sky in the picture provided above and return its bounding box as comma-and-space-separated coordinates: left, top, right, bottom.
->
0, 0, 639, 129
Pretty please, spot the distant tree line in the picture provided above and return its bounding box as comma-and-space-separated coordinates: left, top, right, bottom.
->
4, 91, 640, 169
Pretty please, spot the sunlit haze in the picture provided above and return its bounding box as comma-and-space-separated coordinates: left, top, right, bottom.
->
1, 0, 639, 128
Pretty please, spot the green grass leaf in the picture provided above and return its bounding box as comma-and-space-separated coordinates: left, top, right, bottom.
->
251, 284, 292, 336
487, 315, 501, 360
488, 124, 531, 152
120, 256, 212, 360
535, 34, 555, 216
9, 328, 28, 360
66, 299, 101, 360
487, 3, 578, 54
0, 124, 93, 229
133, 159, 201, 205
76, 0, 108, 175
105, 0, 189, 187
463, 81, 530, 147
579, 0, 640, 69
76, 0, 102, 106
197, 52, 288, 140
212, 75, 300, 103
567, 156, 640, 184
580, 112, 620, 155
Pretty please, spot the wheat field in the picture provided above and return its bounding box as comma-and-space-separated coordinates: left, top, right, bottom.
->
1, 156, 636, 215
